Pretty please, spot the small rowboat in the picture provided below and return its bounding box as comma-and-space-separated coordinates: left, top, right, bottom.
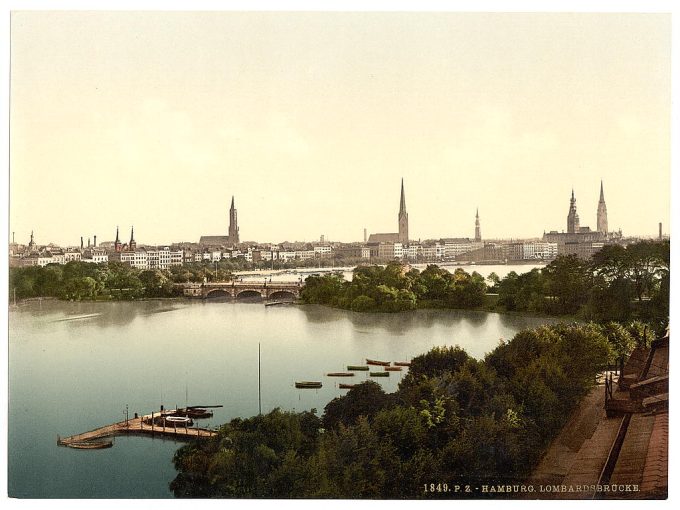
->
327, 372, 355, 377
366, 359, 390, 366
385, 366, 403, 372
66, 440, 113, 450
370, 372, 390, 377
295, 381, 322, 389
347, 365, 369, 371
165, 416, 192, 424
339, 383, 356, 389
394, 361, 411, 367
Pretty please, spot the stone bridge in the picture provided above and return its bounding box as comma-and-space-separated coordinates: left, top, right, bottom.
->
182, 281, 303, 300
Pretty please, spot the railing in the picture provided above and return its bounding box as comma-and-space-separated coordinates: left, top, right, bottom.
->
605, 371, 614, 405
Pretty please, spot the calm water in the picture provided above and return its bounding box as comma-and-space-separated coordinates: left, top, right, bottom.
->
9, 298, 558, 498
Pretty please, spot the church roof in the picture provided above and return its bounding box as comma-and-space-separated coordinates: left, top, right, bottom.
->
367, 233, 400, 243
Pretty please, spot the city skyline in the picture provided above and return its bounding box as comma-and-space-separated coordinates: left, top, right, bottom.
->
10, 12, 670, 245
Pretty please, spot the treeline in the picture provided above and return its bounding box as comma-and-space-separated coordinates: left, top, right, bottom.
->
8, 261, 234, 301
301, 263, 487, 313
170, 321, 651, 498
492, 240, 669, 333
301, 241, 669, 334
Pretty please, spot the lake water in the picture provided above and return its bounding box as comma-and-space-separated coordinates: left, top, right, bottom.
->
9, 296, 559, 498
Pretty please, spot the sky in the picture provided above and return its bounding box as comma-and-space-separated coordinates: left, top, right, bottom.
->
9, 11, 671, 246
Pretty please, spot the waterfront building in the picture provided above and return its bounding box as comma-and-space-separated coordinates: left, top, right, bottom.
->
313, 245, 332, 258
522, 241, 558, 260
441, 238, 483, 259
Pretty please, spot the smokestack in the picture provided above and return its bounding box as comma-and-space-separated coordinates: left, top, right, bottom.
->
12, 232, 14, 244
94, 235, 97, 247
80, 236, 84, 249
88, 238, 91, 247
364, 228, 367, 243
659, 222, 662, 241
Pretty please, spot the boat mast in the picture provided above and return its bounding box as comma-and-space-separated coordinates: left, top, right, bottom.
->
258, 342, 262, 415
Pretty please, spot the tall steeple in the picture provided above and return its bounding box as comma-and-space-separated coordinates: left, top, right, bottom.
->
398, 178, 409, 244
129, 226, 137, 251
567, 188, 580, 234
114, 226, 122, 252
475, 208, 481, 242
28, 230, 36, 251
597, 180, 608, 235
228, 196, 239, 244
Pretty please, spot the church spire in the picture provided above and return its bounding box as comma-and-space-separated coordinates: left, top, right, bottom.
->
567, 188, 580, 234
129, 226, 137, 251
399, 178, 406, 215
597, 181, 608, 235
228, 196, 239, 244
398, 179, 409, 244
114, 226, 122, 252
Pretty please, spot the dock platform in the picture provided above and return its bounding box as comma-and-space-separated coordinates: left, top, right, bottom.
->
58, 408, 217, 448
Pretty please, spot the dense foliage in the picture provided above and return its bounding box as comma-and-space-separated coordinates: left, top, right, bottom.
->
170, 321, 646, 498
301, 263, 487, 313
9, 261, 233, 300
494, 240, 669, 334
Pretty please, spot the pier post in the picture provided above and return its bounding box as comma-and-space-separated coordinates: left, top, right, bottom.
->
151, 412, 154, 434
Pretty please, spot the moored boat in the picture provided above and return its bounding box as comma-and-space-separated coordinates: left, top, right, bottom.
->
339, 383, 356, 389
385, 366, 403, 372
370, 372, 390, 377
65, 440, 113, 450
366, 358, 390, 366
295, 381, 322, 389
327, 372, 355, 377
393, 361, 411, 367
347, 365, 369, 371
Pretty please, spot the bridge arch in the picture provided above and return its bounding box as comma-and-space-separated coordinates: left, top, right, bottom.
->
235, 289, 264, 301
205, 289, 232, 299
268, 290, 297, 301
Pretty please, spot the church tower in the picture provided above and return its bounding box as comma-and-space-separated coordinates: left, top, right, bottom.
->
567, 189, 580, 234
398, 179, 409, 244
475, 208, 481, 242
114, 226, 122, 252
596, 181, 608, 235
228, 196, 239, 244
129, 226, 137, 251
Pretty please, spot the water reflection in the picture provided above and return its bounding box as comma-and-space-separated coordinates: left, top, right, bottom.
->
9, 299, 558, 498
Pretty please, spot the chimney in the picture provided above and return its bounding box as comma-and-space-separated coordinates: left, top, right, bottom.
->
80, 236, 84, 249
364, 228, 367, 243
88, 238, 91, 247
659, 222, 663, 241
94, 235, 97, 247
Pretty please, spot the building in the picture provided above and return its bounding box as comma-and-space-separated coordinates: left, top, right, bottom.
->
199, 196, 240, 246
543, 185, 611, 259
567, 189, 580, 233
367, 179, 409, 244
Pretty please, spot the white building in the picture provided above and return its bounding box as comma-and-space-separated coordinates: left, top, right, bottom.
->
522, 242, 558, 260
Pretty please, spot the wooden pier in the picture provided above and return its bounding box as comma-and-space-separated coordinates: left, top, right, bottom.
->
57, 408, 217, 448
